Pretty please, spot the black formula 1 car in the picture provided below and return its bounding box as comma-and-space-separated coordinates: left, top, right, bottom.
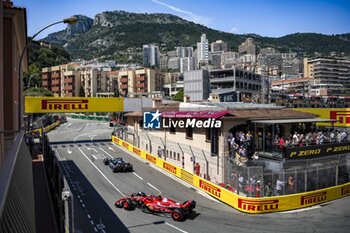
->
103, 157, 133, 172
115, 192, 196, 221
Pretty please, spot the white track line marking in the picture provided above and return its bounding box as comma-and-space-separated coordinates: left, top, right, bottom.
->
112, 144, 220, 203
87, 214, 91, 219
78, 148, 125, 196
165, 222, 188, 233
91, 154, 98, 160
94, 227, 98, 232
90, 220, 94, 225
147, 182, 161, 193
133, 172, 144, 180
99, 148, 114, 159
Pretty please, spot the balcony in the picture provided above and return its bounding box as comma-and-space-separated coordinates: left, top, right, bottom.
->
64, 77, 73, 83
136, 76, 146, 81
120, 77, 128, 83
136, 83, 146, 88
52, 86, 60, 92
42, 81, 48, 87
52, 72, 60, 78
120, 84, 128, 89
52, 80, 60, 85
64, 85, 73, 91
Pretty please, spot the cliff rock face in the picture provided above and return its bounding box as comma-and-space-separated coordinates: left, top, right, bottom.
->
66, 15, 93, 35
42, 11, 350, 60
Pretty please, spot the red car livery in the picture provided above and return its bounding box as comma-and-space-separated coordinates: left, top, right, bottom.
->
115, 192, 196, 221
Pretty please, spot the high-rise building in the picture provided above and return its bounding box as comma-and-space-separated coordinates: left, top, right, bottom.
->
168, 57, 180, 70
77, 64, 111, 97
143, 44, 160, 68
196, 34, 209, 65
209, 51, 223, 69
304, 57, 350, 95
175, 46, 194, 58
211, 40, 228, 52
180, 57, 196, 73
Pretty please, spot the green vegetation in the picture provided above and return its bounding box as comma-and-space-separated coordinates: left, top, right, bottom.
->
24, 87, 54, 97
42, 11, 350, 61
173, 89, 184, 101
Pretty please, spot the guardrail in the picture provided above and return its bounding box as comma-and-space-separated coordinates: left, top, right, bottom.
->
112, 136, 350, 214
68, 114, 109, 121
30, 121, 61, 136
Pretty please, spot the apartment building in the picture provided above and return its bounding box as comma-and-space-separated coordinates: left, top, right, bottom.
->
238, 37, 256, 56
118, 68, 160, 97
78, 65, 111, 97
304, 57, 350, 95
271, 77, 313, 95
42, 64, 81, 97
211, 40, 228, 52
184, 69, 210, 101
163, 72, 183, 97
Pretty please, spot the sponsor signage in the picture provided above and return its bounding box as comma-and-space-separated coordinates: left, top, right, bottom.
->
122, 142, 129, 149
25, 97, 124, 113
300, 191, 327, 205
163, 162, 177, 175
133, 147, 141, 156
237, 199, 279, 212
199, 180, 221, 198
143, 109, 222, 129
296, 108, 350, 127
113, 137, 120, 144
285, 142, 350, 159
341, 185, 350, 196
146, 154, 156, 164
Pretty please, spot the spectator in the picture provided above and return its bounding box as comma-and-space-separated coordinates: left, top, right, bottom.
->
237, 174, 244, 195
286, 176, 295, 194
276, 178, 285, 196
264, 182, 274, 197
341, 131, 347, 142
157, 146, 163, 158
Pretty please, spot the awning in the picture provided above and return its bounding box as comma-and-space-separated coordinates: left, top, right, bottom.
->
161, 110, 230, 119
251, 118, 337, 124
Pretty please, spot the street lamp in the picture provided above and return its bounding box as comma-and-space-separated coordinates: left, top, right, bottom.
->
18, 17, 78, 130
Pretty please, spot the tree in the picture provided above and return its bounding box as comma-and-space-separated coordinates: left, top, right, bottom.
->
24, 87, 54, 97
173, 89, 184, 101
79, 86, 85, 97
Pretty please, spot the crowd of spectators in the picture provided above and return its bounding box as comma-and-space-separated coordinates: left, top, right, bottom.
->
274, 130, 348, 150
227, 130, 253, 159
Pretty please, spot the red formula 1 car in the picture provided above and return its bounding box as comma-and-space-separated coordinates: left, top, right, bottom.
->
115, 192, 196, 221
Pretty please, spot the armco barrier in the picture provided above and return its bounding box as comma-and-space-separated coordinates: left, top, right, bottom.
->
112, 136, 350, 213
30, 121, 60, 136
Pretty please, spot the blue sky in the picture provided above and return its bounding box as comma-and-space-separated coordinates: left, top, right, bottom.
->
14, 0, 350, 39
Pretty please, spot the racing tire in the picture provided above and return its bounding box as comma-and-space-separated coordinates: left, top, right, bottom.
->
115, 202, 123, 208
123, 199, 133, 210
127, 164, 133, 172
113, 166, 121, 173
103, 158, 109, 165
140, 204, 150, 213
171, 209, 185, 221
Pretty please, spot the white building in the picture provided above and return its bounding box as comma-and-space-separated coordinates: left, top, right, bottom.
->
143, 44, 160, 67
180, 57, 196, 73
197, 34, 209, 65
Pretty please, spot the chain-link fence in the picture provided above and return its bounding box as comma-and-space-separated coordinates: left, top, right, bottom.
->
225, 153, 350, 197
117, 128, 225, 183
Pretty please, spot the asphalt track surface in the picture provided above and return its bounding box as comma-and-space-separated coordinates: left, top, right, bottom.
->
47, 118, 350, 233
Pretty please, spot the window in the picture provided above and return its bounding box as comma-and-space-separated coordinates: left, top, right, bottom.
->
186, 127, 193, 139
166, 150, 169, 157
170, 151, 172, 159
177, 153, 180, 161
206, 128, 211, 142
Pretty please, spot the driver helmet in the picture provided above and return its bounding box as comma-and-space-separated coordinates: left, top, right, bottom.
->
137, 192, 146, 196
157, 194, 162, 200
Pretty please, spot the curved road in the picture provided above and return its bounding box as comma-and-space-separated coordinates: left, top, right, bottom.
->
48, 118, 350, 233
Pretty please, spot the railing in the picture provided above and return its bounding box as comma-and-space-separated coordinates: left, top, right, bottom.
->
0, 131, 36, 232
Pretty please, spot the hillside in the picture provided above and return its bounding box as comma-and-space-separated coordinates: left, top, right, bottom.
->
42, 11, 350, 60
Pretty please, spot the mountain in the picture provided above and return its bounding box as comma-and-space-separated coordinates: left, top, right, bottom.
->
42, 11, 350, 60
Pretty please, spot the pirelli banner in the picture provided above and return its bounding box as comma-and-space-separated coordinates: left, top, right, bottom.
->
25, 97, 124, 113
111, 136, 350, 214
285, 142, 350, 159
295, 108, 350, 127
